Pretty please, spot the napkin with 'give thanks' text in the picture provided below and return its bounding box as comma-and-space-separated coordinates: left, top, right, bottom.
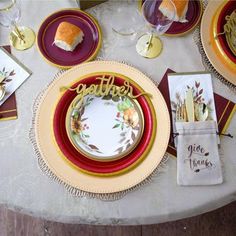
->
158, 69, 236, 185
158, 69, 236, 158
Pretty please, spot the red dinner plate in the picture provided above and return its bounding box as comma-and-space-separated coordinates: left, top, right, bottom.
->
216, 1, 236, 64
141, 0, 202, 36
53, 74, 155, 176
37, 9, 102, 68
166, 0, 202, 36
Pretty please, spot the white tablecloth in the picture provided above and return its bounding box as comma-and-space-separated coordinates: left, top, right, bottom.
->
0, 0, 236, 225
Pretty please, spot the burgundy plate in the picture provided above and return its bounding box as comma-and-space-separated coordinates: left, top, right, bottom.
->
217, 1, 236, 64
53, 75, 155, 175
141, 0, 202, 36
166, 0, 202, 35
37, 9, 101, 68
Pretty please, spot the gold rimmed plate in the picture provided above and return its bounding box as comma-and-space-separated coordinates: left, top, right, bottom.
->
37, 9, 102, 68
66, 93, 144, 162
36, 61, 170, 193
213, 1, 236, 65
201, 0, 236, 85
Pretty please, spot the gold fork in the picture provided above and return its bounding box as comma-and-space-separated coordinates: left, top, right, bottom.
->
176, 102, 187, 122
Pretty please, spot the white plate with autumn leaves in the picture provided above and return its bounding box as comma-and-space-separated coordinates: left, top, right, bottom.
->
66, 92, 144, 162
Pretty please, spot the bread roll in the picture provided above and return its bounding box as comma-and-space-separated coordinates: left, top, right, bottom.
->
54, 22, 84, 51
159, 0, 189, 23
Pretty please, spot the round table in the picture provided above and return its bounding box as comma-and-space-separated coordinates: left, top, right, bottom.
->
0, 0, 236, 225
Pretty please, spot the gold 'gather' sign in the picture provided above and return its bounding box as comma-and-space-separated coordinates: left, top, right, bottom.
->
60, 75, 152, 104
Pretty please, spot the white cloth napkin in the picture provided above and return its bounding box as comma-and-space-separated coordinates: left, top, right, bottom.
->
176, 121, 223, 186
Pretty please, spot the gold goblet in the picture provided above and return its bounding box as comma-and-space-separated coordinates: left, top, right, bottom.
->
0, 0, 35, 50
136, 0, 176, 58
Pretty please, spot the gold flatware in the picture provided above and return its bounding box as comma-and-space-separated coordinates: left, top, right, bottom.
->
0, 86, 6, 101
195, 103, 209, 121
176, 102, 187, 122
186, 89, 195, 122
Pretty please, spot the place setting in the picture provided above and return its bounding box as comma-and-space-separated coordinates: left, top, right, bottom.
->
31, 60, 170, 197
196, 0, 236, 87
0, 0, 236, 201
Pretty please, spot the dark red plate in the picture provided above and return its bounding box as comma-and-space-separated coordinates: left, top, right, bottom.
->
166, 0, 202, 36
141, 0, 202, 36
53, 75, 155, 175
37, 9, 102, 68
217, 1, 236, 64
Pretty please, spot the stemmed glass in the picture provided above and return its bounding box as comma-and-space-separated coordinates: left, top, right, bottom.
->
0, 0, 35, 50
136, 0, 176, 58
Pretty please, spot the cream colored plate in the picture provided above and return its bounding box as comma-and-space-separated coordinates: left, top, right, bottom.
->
66, 93, 144, 162
35, 61, 170, 194
201, 0, 236, 85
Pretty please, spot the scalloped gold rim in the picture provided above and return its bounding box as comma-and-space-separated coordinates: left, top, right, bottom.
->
36, 61, 170, 193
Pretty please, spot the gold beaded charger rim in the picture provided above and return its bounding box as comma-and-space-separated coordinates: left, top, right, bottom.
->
195, 0, 236, 89
30, 60, 170, 199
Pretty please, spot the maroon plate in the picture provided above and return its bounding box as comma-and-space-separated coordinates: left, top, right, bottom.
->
37, 9, 102, 68
217, 1, 236, 63
141, 0, 202, 36
53, 75, 155, 175
166, 0, 202, 36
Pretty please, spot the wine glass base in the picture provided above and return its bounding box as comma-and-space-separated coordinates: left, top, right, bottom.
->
136, 34, 163, 58
9, 26, 35, 51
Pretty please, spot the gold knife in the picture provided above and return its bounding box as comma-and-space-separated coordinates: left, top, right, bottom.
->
186, 89, 195, 122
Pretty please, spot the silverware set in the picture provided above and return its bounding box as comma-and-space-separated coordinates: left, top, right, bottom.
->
176, 88, 209, 122
0, 86, 5, 101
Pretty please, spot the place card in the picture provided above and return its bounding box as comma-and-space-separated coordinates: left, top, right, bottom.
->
0, 47, 32, 107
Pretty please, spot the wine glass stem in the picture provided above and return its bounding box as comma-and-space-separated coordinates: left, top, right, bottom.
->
146, 34, 153, 51
12, 23, 25, 43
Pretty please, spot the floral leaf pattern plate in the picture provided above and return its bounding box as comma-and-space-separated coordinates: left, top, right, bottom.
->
66, 91, 144, 162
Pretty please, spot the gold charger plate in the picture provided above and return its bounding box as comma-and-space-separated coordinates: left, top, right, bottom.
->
201, 0, 236, 86
35, 61, 170, 194
212, 1, 236, 71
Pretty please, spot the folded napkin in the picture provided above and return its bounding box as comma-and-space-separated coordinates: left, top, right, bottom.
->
176, 121, 223, 185
0, 46, 17, 121
158, 69, 236, 157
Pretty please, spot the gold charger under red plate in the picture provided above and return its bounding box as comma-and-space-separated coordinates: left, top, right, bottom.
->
213, 1, 236, 70
201, 0, 236, 85
35, 61, 170, 194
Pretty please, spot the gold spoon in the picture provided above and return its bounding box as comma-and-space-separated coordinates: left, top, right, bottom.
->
0, 86, 6, 101
195, 103, 209, 121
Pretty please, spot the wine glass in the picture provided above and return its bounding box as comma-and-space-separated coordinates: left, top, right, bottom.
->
110, 1, 143, 47
136, 0, 176, 58
0, 0, 35, 50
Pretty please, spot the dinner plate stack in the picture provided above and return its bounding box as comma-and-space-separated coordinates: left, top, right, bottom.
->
201, 0, 236, 86
34, 61, 170, 194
